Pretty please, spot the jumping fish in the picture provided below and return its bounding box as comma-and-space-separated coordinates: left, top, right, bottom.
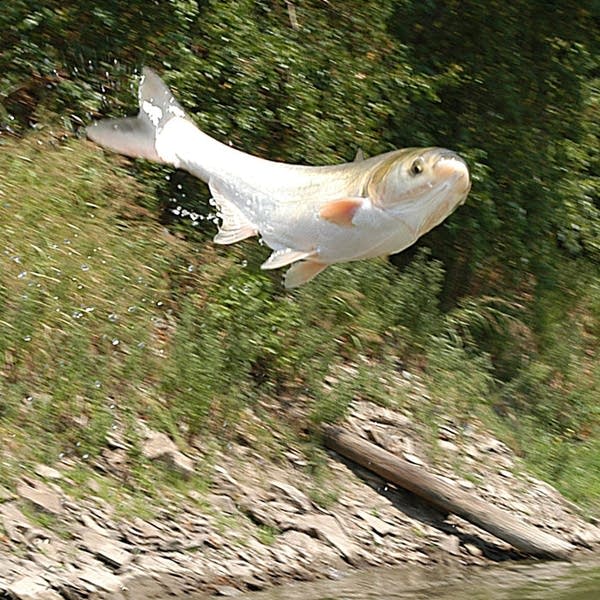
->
87, 68, 471, 287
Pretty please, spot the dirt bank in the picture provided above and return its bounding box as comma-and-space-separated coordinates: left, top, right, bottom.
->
1, 393, 599, 600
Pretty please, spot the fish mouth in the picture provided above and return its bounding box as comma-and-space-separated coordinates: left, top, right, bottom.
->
434, 152, 471, 200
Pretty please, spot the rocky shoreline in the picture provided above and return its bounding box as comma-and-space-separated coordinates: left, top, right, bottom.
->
2, 396, 599, 600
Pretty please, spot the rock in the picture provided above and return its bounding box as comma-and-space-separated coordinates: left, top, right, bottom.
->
464, 542, 483, 557
438, 534, 460, 556
458, 478, 475, 490
16, 480, 63, 516
498, 469, 513, 478
403, 452, 424, 466
438, 440, 458, 453
438, 425, 458, 440
207, 493, 237, 514
271, 482, 312, 512
77, 565, 123, 593
356, 510, 394, 536
277, 530, 341, 565
215, 585, 242, 597
33, 465, 62, 481
0, 502, 34, 543
8, 575, 63, 600
293, 514, 361, 565
142, 431, 194, 478
0, 484, 15, 502
80, 529, 132, 570
366, 428, 399, 453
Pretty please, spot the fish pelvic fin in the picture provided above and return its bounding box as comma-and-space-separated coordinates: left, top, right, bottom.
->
284, 260, 328, 288
210, 179, 258, 245
86, 67, 189, 164
319, 197, 363, 227
261, 248, 317, 270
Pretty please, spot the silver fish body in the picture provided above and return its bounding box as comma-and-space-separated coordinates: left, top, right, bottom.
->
87, 68, 471, 287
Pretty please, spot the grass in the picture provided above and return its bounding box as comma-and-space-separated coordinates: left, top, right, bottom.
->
0, 132, 598, 522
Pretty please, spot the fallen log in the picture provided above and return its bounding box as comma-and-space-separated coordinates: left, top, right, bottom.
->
322, 424, 575, 560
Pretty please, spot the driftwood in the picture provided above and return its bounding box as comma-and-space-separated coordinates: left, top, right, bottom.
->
322, 424, 575, 560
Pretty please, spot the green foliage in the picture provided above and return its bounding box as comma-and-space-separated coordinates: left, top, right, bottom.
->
0, 1, 598, 512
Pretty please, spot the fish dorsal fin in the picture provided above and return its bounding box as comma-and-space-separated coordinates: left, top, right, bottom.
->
354, 147, 365, 162
284, 260, 328, 288
319, 197, 363, 227
210, 179, 257, 245
261, 248, 317, 270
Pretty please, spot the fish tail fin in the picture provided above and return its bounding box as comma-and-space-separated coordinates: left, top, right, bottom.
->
86, 67, 189, 163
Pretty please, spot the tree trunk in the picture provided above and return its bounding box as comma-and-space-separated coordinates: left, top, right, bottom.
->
322, 425, 575, 560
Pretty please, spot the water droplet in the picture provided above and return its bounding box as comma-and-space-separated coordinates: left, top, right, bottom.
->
82, 453, 89, 460
111, 338, 120, 346
93, 380, 101, 388
23, 335, 31, 342
187, 265, 194, 273
108, 313, 119, 322
127, 306, 137, 313
156, 301, 163, 307
81, 263, 90, 272
137, 342, 146, 349
72, 310, 83, 319
240, 260, 248, 268
17, 271, 27, 279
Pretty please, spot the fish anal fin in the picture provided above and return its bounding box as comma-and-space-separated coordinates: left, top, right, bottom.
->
210, 179, 257, 245
261, 248, 317, 270
319, 198, 363, 227
284, 261, 328, 288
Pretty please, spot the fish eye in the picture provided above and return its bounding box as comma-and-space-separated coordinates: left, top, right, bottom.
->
410, 158, 424, 176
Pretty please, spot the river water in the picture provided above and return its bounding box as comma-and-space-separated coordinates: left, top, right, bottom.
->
227, 559, 600, 600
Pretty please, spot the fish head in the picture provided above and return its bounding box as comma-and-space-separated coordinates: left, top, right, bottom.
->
368, 147, 471, 231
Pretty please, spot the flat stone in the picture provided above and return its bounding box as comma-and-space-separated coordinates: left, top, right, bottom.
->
0, 484, 15, 501
293, 514, 361, 565
277, 530, 340, 565
271, 481, 312, 512
0, 502, 33, 543
80, 529, 132, 569
438, 534, 460, 555
78, 565, 123, 593
215, 585, 242, 597
356, 510, 394, 536
458, 478, 475, 490
33, 465, 62, 481
207, 493, 237, 514
403, 452, 424, 466
8, 575, 63, 600
438, 440, 458, 452
142, 431, 194, 478
464, 542, 483, 557
16, 480, 63, 516
142, 431, 178, 460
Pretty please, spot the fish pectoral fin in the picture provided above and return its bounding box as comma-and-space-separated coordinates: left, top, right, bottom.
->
284, 260, 328, 288
261, 248, 317, 270
319, 197, 364, 227
210, 179, 258, 245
